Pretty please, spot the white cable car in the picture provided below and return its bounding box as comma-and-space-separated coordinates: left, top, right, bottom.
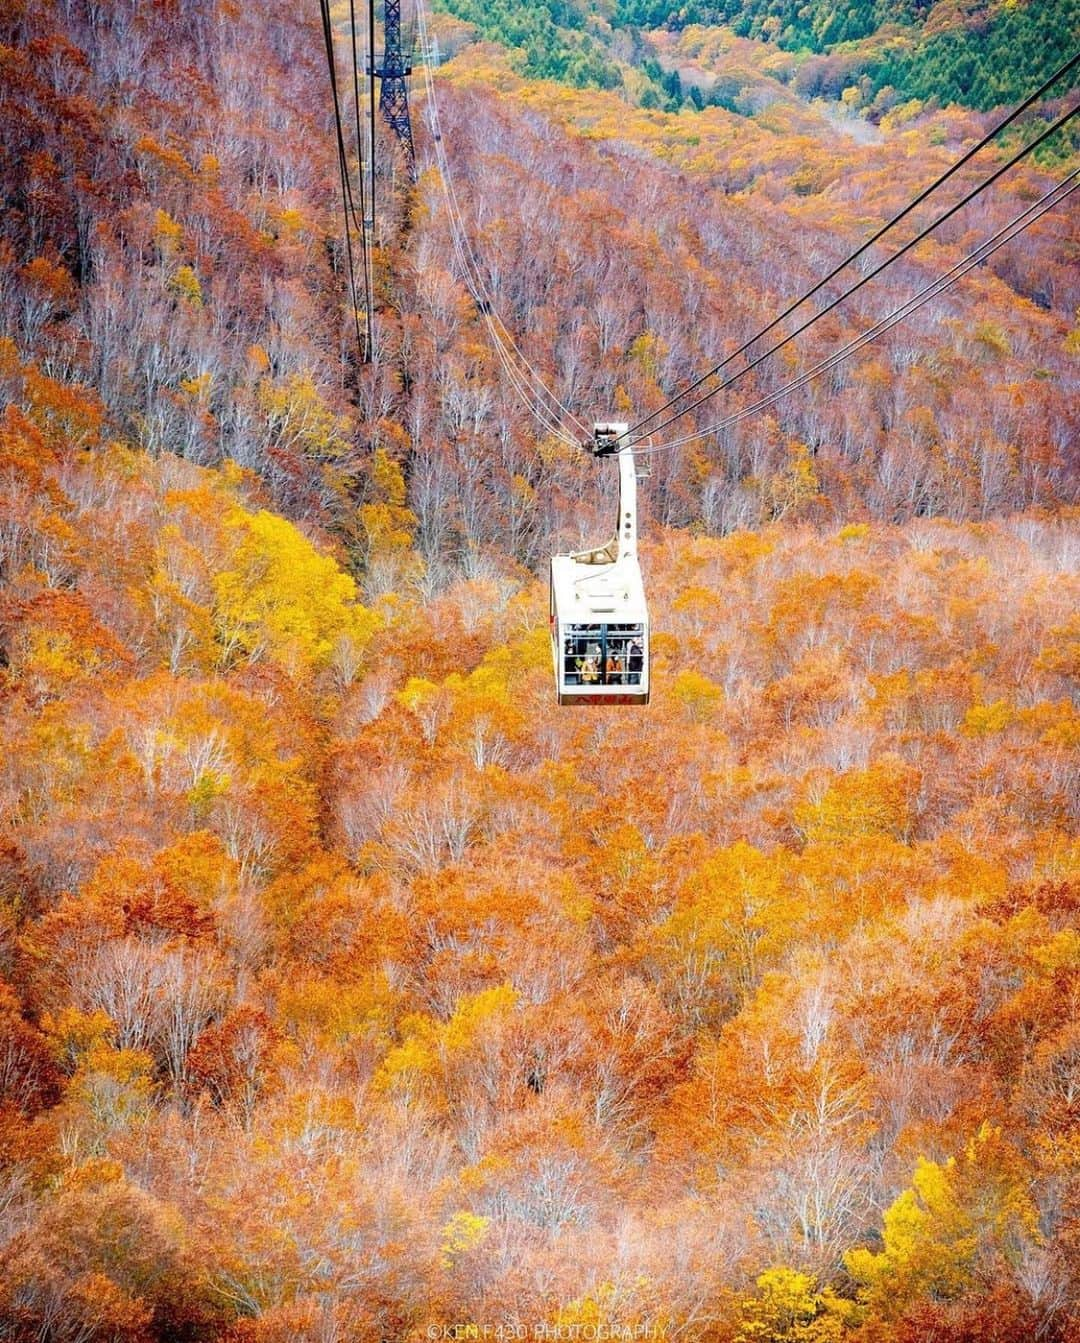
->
550, 424, 650, 706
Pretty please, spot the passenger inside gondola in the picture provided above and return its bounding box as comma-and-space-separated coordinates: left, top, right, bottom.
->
628, 637, 643, 679
563, 623, 645, 687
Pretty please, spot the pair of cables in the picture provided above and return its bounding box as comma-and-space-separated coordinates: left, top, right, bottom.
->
635, 167, 1079, 457
319, 0, 376, 364
335, 9, 1076, 454
627, 53, 1080, 454
413, 0, 589, 448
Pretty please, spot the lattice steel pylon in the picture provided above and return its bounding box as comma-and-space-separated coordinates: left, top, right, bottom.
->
371, 0, 415, 172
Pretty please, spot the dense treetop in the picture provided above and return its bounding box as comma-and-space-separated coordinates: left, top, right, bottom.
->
0, 0, 1077, 1338
433, 0, 1080, 110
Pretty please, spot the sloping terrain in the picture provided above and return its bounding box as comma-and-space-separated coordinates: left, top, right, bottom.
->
0, 0, 1077, 1339
2, 402, 1077, 1338
433, 0, 1080, 109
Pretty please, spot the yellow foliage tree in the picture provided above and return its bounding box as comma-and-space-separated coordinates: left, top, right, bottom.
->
659, 840, 798, 1007
439, 1211, 490, 1269
672, 668, 724, 723
441, 983, 519, 1056
962, 699, 1014, 736
736, 1267, 850, 1342
796, 757, 919, 845
846, 1124, 1041, 1318
152, 208, 183, 259
213, 506, 379, 672
358, 447, 420, 583
766, 440, 822, 519
58, 1044, 157, 1149
258, 370, 350, 460
374, 984, 519, 1109
167, 265, 203, 307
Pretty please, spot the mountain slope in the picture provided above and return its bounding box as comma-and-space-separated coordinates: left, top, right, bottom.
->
0, 1, 1078, 1339
434, 0, 1080, 110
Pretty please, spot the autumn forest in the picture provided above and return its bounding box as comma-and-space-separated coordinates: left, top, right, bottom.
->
0, 0, 1078, 1338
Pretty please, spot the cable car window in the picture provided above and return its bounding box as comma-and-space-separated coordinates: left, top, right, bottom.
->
563, 623, 644, 687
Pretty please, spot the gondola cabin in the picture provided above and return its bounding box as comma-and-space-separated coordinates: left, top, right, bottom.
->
550, 425, 650, 705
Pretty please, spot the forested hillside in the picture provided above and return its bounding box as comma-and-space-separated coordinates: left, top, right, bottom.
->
0, 0, 1078, 1339
434, 0, 1080, 109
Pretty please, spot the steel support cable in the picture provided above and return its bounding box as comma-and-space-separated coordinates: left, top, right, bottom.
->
347, 0, 369, 228
628, 99, 1080, 448
424, 120, 582, 445
347, 0, 376, 348
429, 110, 585, 445
417, 50, 577, 445
434, 127, 577, 444
415, 17, 584, 444
319, 0, 370, 363
640, 172, 1080, 456
441, 153, 589, 441
632, 170, 1080, 459
360, 0, 377, 359
637, 181, 1080, 460
321, 0, 370, 359
431, 120, 580, 444
367, 0, 377, 230
412, 1, 545, 389
428, 125, 576, 442
414, 37, 561, 436
319, 0, 368, 238
627, 49, 1080, 439
413, 0, 590, 443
